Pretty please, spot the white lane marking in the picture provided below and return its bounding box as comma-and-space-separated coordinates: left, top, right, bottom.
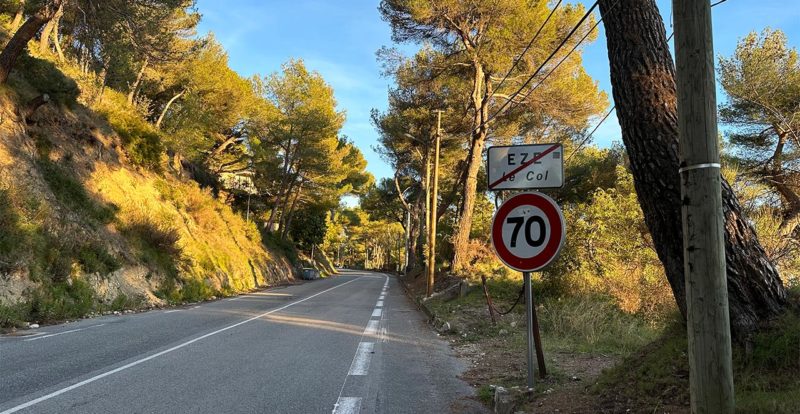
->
23, 324, 107, 342
378, 295, 385, 300
347, 342, 374, 375
364, 319, 380, 336
192, 306, 201, 309
332, 397, 361, 414
331, 273, 389, 414
0, 277, 361, 414
163, 310, 182, 314
371, 308, 382, 318
376, 300, 384, 308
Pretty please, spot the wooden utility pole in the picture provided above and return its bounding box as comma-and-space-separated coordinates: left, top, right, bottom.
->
423, 142, 431, 286
427, 111, 443, 297
672, 0, 734, 412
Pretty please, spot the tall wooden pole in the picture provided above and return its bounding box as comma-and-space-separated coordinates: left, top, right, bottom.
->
672, 1, 734, 412
427, 111, 443, 297
423, 143, 431, 287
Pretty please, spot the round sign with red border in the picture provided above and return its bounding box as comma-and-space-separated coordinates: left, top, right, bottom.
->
491, 192, 565, 272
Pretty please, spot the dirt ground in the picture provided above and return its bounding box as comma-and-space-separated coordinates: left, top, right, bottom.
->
399, 273, 689, 414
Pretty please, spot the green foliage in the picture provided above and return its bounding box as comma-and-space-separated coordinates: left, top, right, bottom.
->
289, 207, 327, 250
594, 312, 800, 413
95, 92, 164, 169
719, 29, 800, 231
180, 278, 214, 302
36, 159, 117, 224
105, 293, 143, 312
29, 278, 96, 322
155, 277, 214, 304
547, 165, 675, 322
75, 241, 121, 275
0, 189, 24, 267
261, 231, 299, 265
11, 54, 79, 106
0, 302, 31, 328
121, 216, 181, 277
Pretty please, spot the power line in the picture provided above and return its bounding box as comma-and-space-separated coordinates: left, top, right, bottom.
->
469, 1, 601, 136
565, 105, 615, 164
562, 0, 731, 164
492, 0, 564, 96
517, 0, 620, 104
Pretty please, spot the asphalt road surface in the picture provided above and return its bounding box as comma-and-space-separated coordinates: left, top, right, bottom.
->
0, 270, 487, 413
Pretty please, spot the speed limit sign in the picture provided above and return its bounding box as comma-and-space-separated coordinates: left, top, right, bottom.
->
491, 192, 565, 272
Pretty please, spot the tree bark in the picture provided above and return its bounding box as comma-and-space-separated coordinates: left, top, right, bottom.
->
599, 0, 786, 337
281, 179, 304, 241
39, 9, 57, 54
452, 63, 491, 273
155, 89, 185, 129
0, 0, 63, 84
51, 4, 65, 62
127, 57, 149, 105
11, 0, 25, 33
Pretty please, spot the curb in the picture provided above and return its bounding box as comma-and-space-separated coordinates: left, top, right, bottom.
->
397, 276, 436, 322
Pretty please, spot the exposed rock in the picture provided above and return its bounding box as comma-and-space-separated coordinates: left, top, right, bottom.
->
493, 386, 515, 414
29, 324, 39, 329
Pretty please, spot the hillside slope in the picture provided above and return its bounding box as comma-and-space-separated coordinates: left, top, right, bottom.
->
0, 64, 295, 325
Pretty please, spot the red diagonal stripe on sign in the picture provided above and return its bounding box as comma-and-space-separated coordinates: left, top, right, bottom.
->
489, 144, 560, 189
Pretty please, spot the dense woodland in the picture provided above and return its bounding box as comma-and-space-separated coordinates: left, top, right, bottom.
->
0, 0, 799, 410
0, 0, 373, 254
0, 0, 796, 327
349, 0, 800, 336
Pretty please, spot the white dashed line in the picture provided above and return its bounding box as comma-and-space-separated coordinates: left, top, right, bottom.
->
347, 342, 374, 375
376, 300, 384, 308
364, 319, 380, 336
371, 308, 382, 318
332, 397, 361, 414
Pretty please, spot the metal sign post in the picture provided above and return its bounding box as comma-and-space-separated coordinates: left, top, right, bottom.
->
490, 191, 564, 388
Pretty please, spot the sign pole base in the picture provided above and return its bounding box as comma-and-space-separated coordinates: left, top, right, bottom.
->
529, 273, 547, 379
523, 271, 535, 388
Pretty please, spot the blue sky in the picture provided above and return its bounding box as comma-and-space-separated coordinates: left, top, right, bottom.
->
196, 0, 800, 181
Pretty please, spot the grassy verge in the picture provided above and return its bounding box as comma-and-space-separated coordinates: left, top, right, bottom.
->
425, 277, 800, 413
595, 311, 800, 413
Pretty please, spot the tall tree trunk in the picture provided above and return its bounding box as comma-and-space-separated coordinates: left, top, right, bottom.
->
11, 0, 25, 32
0, 0, 63, 84
127, 57, 149, 105
155, 89, 185, 129
452, 63, 491, 273
39, 10, 56, 54
265, 145, 296, 232
277, 174, 300, 235
51, 4, 65, 62
599, 0, 786, 337
281, 180, 304, 240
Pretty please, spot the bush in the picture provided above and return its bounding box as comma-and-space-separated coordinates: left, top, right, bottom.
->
75, 241, 121, 275
0, 302, 32, 328
29, 278, 95, 322
262, 231, 299, 265
11, 54, 79, 106
36, 159, 117, 225
121, 215, 181, 276
0, 189, 24, 269
95, 91, 163, 170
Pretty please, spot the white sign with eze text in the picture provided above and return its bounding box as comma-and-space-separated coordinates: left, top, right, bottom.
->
487, 143, 563, 190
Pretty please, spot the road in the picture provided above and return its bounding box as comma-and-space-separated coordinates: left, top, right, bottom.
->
0, 271, 486, 414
